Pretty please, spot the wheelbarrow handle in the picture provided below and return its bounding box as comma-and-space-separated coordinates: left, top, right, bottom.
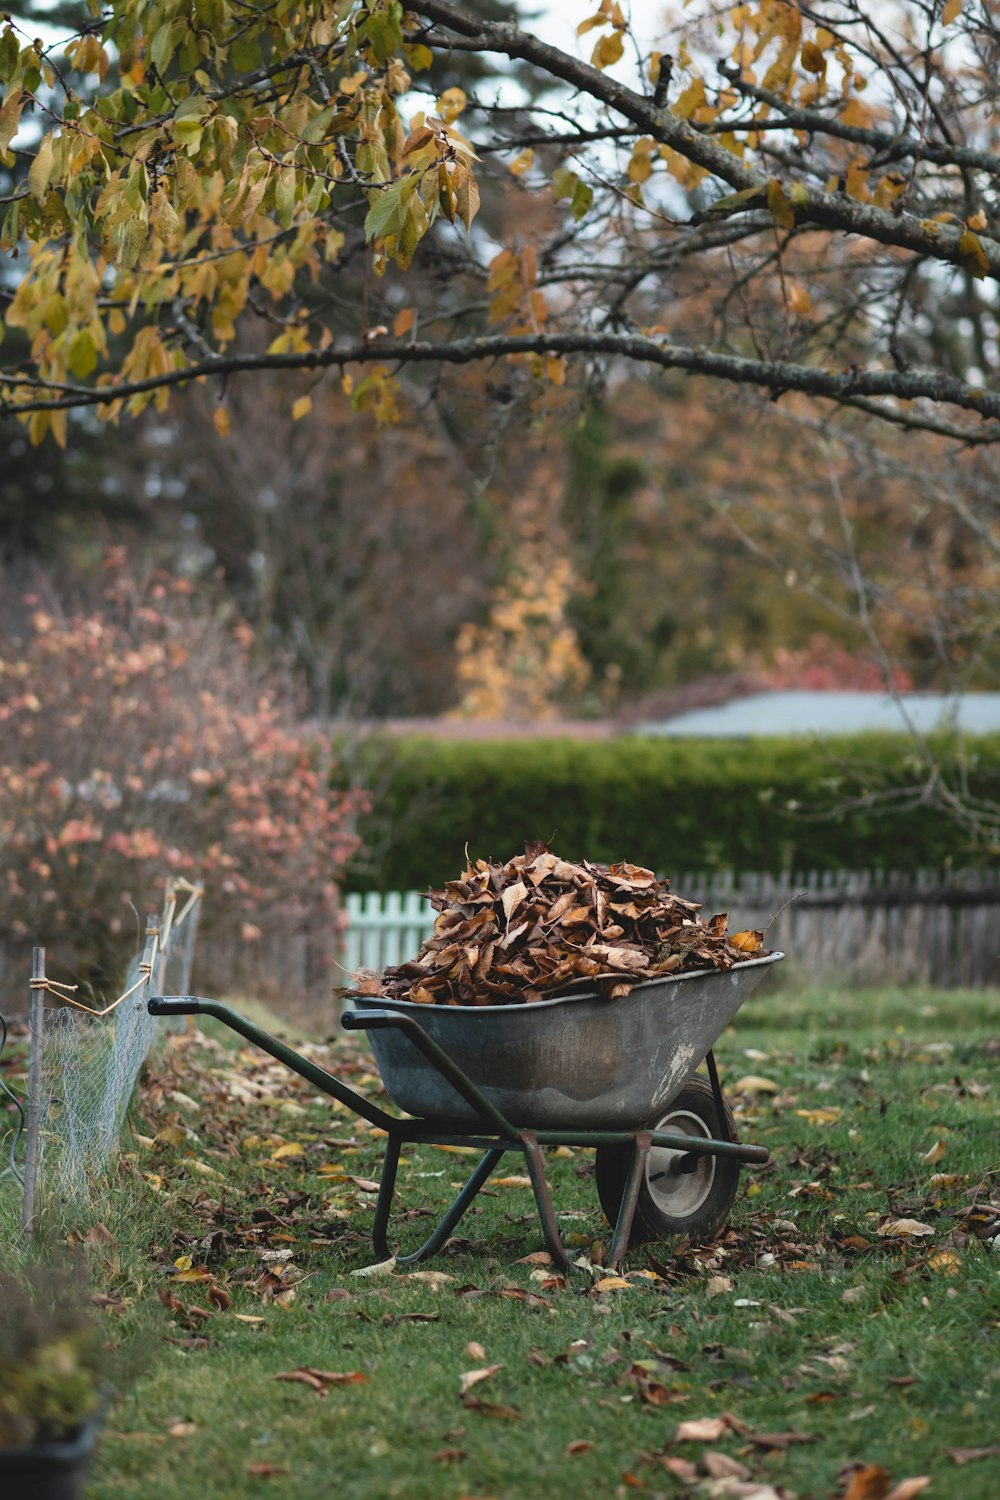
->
147, 995, 400, 1130
342, 1008, 519, 1140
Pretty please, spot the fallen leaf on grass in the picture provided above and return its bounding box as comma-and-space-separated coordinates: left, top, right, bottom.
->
350, 1257, 397, 1278
733, 1075, 780, 1094
795, 1108, 842, 1126
927, 1248, 962, 1275
877, 1218, 935, 1238
460, 1396, 520, 1419
274, 1367, 367, 1395
594, 1275, 633, 1292
662, 1457, 699, 1481
348, 1175, 380, 1192
948, 1446, 1000, 1464
675, 1416, 729, 1442
433, 1447, 467, 1463
491, 1175, 533, 1188
706, 1275, 734, 1296
246, 1464, 290, 1478
403, 1270, 456, 1290
704, 1451, 751, 1480
167, 1421, 197, 1437
565, 1440, 594, 1456
885, 1480, 932, 1500
841, 1464, 891, 1499
466, 1341, 487, 1361
922, 1139, 947, 1164
745, 1427, 816, 1451
459, 1364, 503, 1396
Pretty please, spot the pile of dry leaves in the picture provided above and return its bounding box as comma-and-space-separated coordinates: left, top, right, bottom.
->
357, 842, 766, 1006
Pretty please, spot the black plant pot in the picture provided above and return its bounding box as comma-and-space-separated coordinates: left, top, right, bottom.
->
0, 1411, 103, 1500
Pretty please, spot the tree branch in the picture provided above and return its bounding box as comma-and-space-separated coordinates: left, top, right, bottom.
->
416, 0, 1000, 281
5, 331, 1000, 431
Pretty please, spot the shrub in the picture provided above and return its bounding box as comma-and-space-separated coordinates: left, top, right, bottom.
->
345, 732, 1000, 891
0, 556, 366, 986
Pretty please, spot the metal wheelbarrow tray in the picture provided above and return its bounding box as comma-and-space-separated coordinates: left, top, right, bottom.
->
149, 951, 782, 1271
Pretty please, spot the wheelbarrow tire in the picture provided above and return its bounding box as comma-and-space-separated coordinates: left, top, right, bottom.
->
595, 1077, 741, 1244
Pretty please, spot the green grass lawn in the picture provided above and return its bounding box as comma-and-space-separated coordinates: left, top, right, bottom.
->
8, 982, 1000, 1499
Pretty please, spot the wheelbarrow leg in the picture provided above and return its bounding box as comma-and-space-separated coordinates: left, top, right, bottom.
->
607, 1130, 651, 1270
372, 1136, 507, 1265
520, 1133, 572, 1273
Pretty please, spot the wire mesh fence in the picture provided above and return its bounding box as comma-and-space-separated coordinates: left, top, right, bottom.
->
4, 878, 204, 1233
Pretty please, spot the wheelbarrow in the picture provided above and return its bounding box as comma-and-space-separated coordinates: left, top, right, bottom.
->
148, 950, 781, 1272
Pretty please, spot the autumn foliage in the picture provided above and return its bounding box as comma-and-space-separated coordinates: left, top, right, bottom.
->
0, 555, 366, 983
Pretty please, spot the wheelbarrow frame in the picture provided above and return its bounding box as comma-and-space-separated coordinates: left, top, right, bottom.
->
147, 994, 771, 1271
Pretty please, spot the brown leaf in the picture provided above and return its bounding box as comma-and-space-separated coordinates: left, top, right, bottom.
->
273, 1367, 366, 1395
703, 1451, 751, 1480
877, 1218, 935, 1238
432, 1447, 467, 1463
948, 1446, 1000, 1464
662, 1457, 699, 1481
460, 1396, 521, 1419
745, 1427, 816, 1450
841, 1465, 891, 1500
566, 1440, 595, 1456
246, 1463, 291, 1478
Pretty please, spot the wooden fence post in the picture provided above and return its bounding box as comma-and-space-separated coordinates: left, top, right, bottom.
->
22, 946, 45, 1238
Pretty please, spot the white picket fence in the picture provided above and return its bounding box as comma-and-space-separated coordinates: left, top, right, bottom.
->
343, 890, 436, 972
342, 871, 1000, 988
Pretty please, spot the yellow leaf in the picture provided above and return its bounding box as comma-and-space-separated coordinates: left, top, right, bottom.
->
673, 77, 706, 120
787, 281, 812, 316
730, 929, 763, 953
545, 354, 566, 386
174, 1255, 193, 1271
341, 372, 354, 396
28, 133, 55, 198
155, 1125, 188, 1148
591, 31, 624, 70
436, 86, 466, 123
508, 147, 535, 176
927, 1248, 961, 1276
795, 1107, 842, 1126
270, 1141, 305, 1159
212, 405, 231, 438
922, 1139, 947, 1164
800, 41, 826, 74
291, 395, 312, 422
958, 229, 990, 278
492, 1175, 532, 1188
733, 1075, 779, 1094
767, 178, 795, 229
942, 0, 963, 23
594, 1275, 632, 1292
393, 307, 414, 337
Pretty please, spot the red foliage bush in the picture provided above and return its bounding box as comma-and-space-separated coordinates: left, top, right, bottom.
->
763, 634, 914, 693
0, 555, 366, 984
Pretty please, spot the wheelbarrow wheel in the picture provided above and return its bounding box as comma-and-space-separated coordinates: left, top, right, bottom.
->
595, 1078, 741, 1243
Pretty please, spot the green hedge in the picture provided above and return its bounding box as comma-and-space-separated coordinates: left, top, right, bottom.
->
345, 732, 1000, 892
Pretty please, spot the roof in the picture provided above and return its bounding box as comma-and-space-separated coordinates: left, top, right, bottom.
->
633, 690, 1000, 738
